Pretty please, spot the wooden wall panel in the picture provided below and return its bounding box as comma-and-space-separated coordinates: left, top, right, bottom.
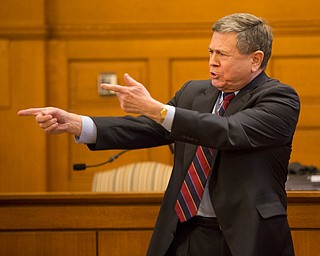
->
0, 40, 10, 108
98, 230, 152, 256
45, 41, 71, 191
0, 231, 96, 256
0, 0, 47, 193
291, 130, 320, 169
270, 36, 320, 168
1, 0, 320, 192
69, 59, 148, 109
0, 40, 47, 192
44, 0, 320, 39
68, 58, 152, 190
170, 58, 209, 95
46, 38, 211, 191
291, 230, 320, 256
0, 192, 319, 256
272, 57, 320, 98
271, 56, 320, 126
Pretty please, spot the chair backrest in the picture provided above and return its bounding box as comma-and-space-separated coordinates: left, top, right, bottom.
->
92, 161, 173, 192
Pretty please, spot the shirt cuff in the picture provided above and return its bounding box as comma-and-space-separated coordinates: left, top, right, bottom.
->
74, 116, 97, 144
161, 105, 175, 132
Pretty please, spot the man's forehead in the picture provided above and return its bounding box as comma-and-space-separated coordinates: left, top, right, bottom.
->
209, 32, 238, 50
211, 31, 237, 41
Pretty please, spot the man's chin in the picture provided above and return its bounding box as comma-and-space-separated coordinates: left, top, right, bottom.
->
211, 80, 225, 89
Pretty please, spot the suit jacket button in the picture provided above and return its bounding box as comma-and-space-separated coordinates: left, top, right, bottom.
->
170, 230, 175, 237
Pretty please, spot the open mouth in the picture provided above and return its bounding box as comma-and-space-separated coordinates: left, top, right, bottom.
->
210, 72, 218, 79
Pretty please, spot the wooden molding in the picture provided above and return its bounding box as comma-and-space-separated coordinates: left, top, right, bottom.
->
0, 25, 47, 39
47, 20, 320, 39
1, 20, 319, 39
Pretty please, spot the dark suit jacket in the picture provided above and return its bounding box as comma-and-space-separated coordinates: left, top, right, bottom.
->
89, 72, 300, 256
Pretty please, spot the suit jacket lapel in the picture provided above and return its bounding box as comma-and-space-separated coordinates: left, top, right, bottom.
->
183, 85, 220, 171
224, 71, 269, 115
193, 85, 219, 113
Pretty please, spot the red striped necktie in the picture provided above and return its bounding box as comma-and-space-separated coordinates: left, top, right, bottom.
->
175, 92, 235, 222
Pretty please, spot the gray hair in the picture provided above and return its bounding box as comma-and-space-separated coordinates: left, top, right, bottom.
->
212, 13, 273, 70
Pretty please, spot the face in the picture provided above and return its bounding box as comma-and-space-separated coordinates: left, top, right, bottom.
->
208, 32, 261, 92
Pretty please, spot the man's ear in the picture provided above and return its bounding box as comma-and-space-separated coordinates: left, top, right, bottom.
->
251, 50, 264, 72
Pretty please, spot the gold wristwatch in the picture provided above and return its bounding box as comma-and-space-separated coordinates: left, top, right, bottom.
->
159, 107, 168, 123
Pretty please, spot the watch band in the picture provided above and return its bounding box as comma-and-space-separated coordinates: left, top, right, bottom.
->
159, 107, 168, 123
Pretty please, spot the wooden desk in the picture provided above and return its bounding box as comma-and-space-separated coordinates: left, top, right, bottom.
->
0, 192, 319, 256
287, 191, 320, 256
0, 193, 162, 256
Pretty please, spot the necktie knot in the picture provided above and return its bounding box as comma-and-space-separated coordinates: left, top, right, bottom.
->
223, 92, 236, 101
218, 92, 235, 116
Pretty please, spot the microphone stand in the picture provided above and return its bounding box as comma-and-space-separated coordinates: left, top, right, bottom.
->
73, 149, 129, 171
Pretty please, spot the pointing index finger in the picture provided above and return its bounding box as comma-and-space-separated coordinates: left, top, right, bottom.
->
100, 83, 126, 93
17, 108, 46, 116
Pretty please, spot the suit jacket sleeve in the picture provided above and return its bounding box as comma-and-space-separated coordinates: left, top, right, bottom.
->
170, 76, 300, 151
87, 114, 173, 150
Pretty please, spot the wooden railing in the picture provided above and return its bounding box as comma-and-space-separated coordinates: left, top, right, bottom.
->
0, 192, 319, 256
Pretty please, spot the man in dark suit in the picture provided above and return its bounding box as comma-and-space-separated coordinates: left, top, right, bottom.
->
19, 13, 300, 255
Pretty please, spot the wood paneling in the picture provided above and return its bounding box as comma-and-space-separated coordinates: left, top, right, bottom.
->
0, 192, 319, 256
270, 36, 320, 168
0, 232, 96, 256
1, 0, 320, 192
0, 193, 161, 256
291, 230, 320, 256
69, 59, 148, 109
291, 130, 320, 170
170, 58, 209, 95
43, 0, 320, 39
98, 231, 152, 256
0, 40, 10, 108
46, 38, 211, 191
0, 40, 47, 192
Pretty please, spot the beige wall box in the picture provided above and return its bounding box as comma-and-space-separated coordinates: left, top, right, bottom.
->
97, 72, 117, 96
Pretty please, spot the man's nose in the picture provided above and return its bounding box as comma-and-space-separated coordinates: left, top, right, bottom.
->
209, 52, 219, 66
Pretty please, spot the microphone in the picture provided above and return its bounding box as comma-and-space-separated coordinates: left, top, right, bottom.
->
73, 149, 129, 171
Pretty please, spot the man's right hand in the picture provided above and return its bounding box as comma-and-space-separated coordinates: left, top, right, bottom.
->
18, 107, 82, 136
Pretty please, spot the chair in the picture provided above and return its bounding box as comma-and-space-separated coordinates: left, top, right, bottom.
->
92, 161, 173, 192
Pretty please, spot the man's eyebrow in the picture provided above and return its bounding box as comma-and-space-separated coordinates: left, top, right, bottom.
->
208, 47, 224, 53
